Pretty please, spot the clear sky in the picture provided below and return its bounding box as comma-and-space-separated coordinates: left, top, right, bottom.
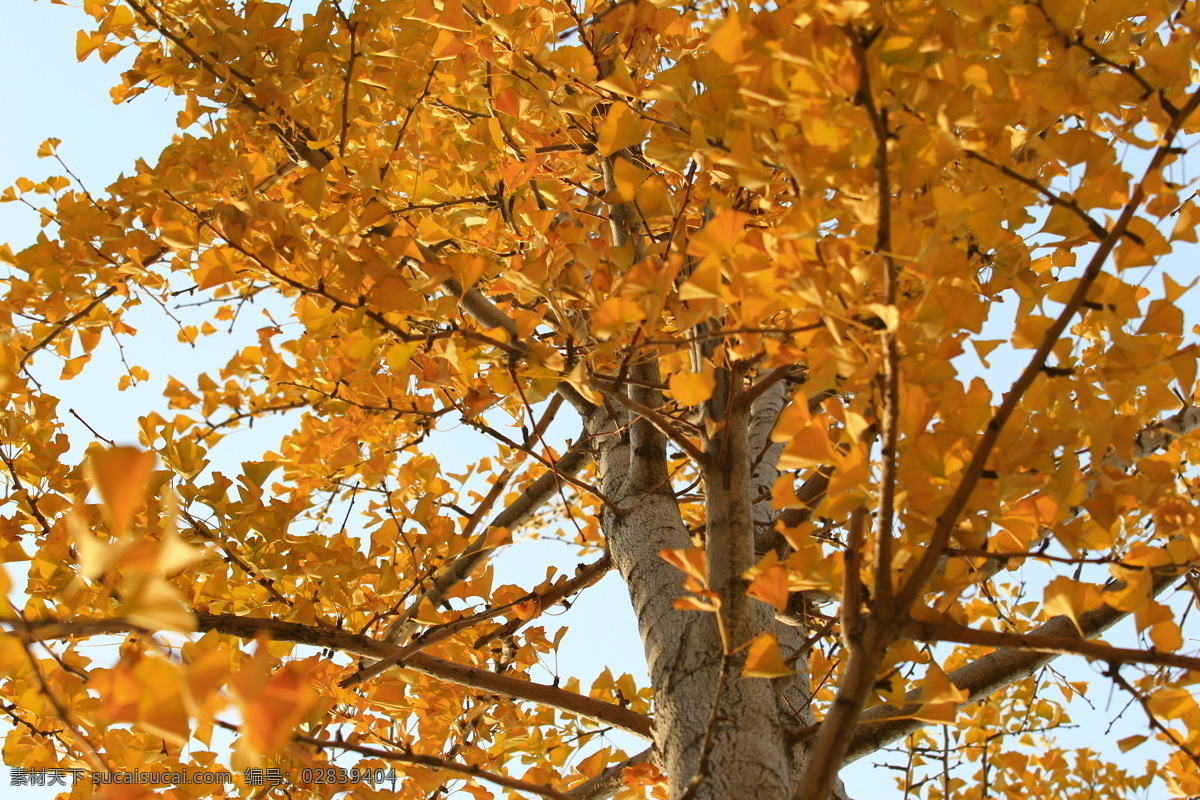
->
1, 2, 183, 246
0, 5, 653, 797
1, 3, 1195, 800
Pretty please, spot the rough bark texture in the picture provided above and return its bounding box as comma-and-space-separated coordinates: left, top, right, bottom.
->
589, 397, 792, 800
568, 397, 1200, 800
8, 7, 1200, 800
566, 76, 1200, 800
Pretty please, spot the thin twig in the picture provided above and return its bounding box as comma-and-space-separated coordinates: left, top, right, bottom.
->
895, 83, 1200, 616
851, 29, 897, 611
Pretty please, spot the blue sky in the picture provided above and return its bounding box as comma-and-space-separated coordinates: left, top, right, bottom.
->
1, 2, 1197, 799
1, 2, 182, 246
0, 7, 651, 796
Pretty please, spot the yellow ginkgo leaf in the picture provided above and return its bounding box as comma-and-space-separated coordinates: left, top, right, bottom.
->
234, 656, 317, 758
660, 547, 707, 583
1147, 688, 1197, 721
708, 14, 744, 63
85, 445, 156, 536
118, 573, 196, 633
918, 662, 969, 705
609, 158, 650, 204
746, 559, 790, 612
157, 525, 204, 577
36, 138, 61, 158
591, 296, 646, 340
910, 662, 968, 723
673, 595, 719, 613
596, 104, 649, 157
668, 364, 716, 406
1117, 735, 1147, 752
742, 632, 794, 679
1043, 576, 1104, 635
513, 597, 540, 620
0, 634, 28, 678
1149, 618, 1183, 652
133, 656, 191, 746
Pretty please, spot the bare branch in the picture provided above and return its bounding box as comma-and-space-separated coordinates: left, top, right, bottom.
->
0, 449, 53, 537
965, 151, 1108, 240
1104, 664, 1200, 772
856, 27, 898, 611
594, 378, 707, 464
337, 20, 358, 158
906, 617, 1200, 674
835, 556, 1187, 763
183, 511, 294, 607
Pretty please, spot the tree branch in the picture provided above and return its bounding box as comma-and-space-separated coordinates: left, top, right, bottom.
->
18, 285, 119, 369
832, 555, 1188, 764
895, 83, 1200, 617
905, 617, 1200, 674
0, 613, 652, 740
380, 436, 593, 644
748, 376, 790, 555
856, 28, 899, 611
292, 733, 577, 800
593, 378, 707, 464
474, 553, 612, 648
566, 745, 659, 800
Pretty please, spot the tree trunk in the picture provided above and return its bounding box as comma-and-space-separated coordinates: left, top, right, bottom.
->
590, 388, 795, 799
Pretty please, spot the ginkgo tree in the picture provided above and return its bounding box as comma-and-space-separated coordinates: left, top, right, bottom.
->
3, 0, 1200, 798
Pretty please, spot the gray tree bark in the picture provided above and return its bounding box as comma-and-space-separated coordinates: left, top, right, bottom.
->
567, 388, 1200, 800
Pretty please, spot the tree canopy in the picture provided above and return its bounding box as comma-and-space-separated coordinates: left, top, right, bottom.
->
3, 0, 1200, 798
